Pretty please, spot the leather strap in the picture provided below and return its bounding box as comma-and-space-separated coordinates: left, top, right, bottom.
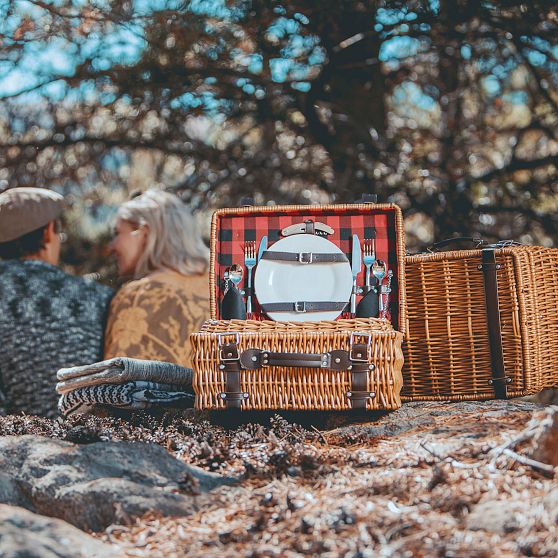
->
481, 249, 509, 398
219, 342, 246, 409
260, 301, 348, 313
240, 349, 352, 370
282, 221, 335, 237
347, 341, 375, 409
261, 251, 348, 264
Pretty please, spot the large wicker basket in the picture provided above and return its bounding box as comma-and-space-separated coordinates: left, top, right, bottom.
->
192, 318, 403, 411
403, 245, 558, 401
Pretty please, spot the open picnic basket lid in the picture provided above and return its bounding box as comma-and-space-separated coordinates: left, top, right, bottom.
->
209, 203, 407, 335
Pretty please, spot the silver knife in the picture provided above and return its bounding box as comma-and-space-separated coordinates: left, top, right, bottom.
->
257, 235, 267, 262
351, 234, 362, 315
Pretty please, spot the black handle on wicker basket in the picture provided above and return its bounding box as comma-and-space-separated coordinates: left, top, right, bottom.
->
240, 349, 352, 371
427, 236, 486, 252
238, 346, 375, 410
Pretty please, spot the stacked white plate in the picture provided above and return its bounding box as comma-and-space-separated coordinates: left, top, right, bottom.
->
254, 234, 353, 322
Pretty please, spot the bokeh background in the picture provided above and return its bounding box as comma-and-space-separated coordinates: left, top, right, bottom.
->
0, 0, 557, 281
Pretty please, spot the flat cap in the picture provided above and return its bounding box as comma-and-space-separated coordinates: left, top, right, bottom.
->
0, 187, 65, 243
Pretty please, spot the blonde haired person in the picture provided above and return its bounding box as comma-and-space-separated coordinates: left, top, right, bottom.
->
104, 189, 210, 367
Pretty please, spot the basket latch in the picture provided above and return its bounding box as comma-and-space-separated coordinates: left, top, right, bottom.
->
348, 332, 376, 409
217, 333, 247, 409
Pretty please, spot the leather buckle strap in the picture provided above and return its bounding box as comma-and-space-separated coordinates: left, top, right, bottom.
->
218, 335, 245, 409
219, 344, 240, 362
480, 249, 509, 398
217, 333, 240, 361
260, 251, 349, 264
260, 301, 348, 313
349, 339, 375, 409
349, 332, 372, 361
240, 349, 351, 370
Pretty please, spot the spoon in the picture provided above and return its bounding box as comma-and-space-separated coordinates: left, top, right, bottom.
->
228, 264, 243, 289
372, 260, 387, 312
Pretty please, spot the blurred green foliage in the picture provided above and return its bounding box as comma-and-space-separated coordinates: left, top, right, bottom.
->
0, 0, 557, 275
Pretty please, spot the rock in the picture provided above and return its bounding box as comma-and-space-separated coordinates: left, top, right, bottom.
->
0, 504, 117, 557
529, 406, 558, 466
466, 500, 530, 533
0, 435, 235, 531
327, 400, 540, 443
534, 388, 558, 406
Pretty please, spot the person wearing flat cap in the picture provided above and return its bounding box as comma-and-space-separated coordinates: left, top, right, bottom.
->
0, 187, 113, 417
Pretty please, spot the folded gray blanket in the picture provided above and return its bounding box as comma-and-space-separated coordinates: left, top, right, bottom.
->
56, 357, 193, 394
58, 381, 195, 417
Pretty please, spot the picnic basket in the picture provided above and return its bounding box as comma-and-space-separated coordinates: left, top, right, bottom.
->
191, 203, 406, 411
192, 318, 404, 411
402, 240, 558, 401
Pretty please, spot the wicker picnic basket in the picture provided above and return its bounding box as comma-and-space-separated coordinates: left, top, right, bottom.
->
192, 318, 404, 411
403, 242, 558, 401
191, 203, 407, 411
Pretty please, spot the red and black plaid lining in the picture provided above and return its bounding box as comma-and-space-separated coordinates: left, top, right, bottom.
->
213, 207, 401, 326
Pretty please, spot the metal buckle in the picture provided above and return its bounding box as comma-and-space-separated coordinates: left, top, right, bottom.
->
298, 252, 313, 264
294, 301, 307, 313
217, 332, 240, 361
349, 332, 372, 362
350, 332, 372, 348
217, 332, 240, 347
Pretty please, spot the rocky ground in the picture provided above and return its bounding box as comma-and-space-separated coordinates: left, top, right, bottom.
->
1, 399, 557, 557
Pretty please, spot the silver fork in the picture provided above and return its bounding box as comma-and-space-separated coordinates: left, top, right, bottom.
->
244, 241, 257, 315
363, 238, 376, 289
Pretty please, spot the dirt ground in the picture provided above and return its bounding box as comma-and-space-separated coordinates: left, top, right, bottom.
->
1, 400, 556, 557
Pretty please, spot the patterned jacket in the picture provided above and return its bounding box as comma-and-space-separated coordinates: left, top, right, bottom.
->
104, 270, 210, 368
0, 259, 113, 417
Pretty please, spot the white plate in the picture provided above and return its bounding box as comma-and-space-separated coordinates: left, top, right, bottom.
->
254, 234, 353, 322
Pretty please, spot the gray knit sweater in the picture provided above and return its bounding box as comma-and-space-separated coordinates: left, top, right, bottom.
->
0, 259, 113, 418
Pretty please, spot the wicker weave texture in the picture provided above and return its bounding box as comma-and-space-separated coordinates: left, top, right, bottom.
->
192, 318, 403, 411
403, 246, 558, 400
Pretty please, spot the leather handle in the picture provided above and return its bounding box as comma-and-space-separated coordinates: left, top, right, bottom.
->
281, 221, 335, 237
427, 236, 486, 252
240, 349, 351, 370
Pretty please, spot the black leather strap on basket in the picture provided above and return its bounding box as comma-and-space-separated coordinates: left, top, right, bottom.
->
480, 248, 510, 398
218, 339, 248, 409
240, 349, 352, 371
260, 251, 348, 264
347, 340, 375, 409
260, 301, 348, 313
